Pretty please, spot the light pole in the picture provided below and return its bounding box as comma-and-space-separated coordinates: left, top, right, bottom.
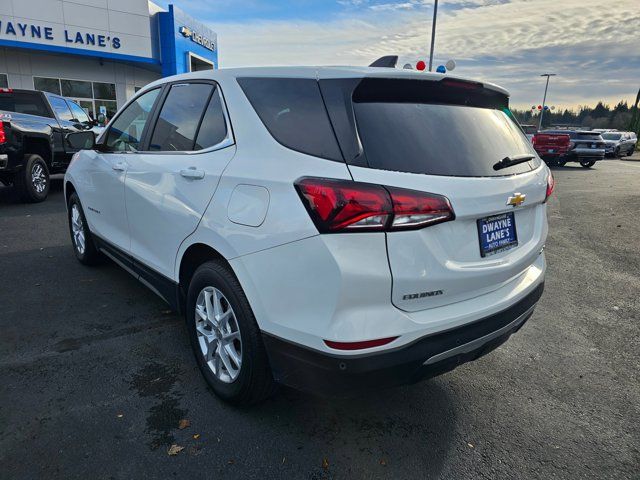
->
428, 0, 439, 72
538, 73, 556, 131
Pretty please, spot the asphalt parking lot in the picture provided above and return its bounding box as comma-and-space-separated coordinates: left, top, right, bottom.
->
1, 156, 639, 479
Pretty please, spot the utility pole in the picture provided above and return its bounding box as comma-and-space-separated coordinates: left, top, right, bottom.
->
538, 73, 556, 131
428, 0, 439, 72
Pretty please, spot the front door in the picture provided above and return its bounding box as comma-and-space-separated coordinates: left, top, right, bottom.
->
124, 81, 235, 280
81, 88, 161, 252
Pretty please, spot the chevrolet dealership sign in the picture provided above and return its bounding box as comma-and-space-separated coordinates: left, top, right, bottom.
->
179, 25, 216, 52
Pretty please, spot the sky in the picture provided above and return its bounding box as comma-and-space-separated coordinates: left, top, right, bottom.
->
162, 0, 639, 110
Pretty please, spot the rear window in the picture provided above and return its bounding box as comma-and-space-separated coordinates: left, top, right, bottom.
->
353, 101, 538, 177
0, 92, 51, 117
602, 133, 622, 140
238, 77, 342, 161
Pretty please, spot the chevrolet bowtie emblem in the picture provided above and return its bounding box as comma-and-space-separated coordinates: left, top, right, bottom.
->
506, 193, 526, 207
179, 26, 192, 37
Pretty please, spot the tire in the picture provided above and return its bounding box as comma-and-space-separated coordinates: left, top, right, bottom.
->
614, 147, 620, 158
580, 159, 596, 168
627, 147, 635, 157
15, 154, 49, 202
186, 260, 277, 405
67, 192, 101, 265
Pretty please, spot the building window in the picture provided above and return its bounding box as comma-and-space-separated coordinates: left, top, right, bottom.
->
0, 74, 8, 88
34, 77, 61, 95
33, 77, 117, 119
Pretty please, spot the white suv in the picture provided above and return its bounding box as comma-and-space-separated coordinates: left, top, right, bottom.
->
64, 67, 551, 404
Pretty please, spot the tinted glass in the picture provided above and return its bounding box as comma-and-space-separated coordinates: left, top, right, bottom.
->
34, 77, 61, 95
0, 92, 51, 117
67, 100, 91, 123
576, 132, 603, 141
354, 102, 537, 177
49, 96, 74, 121
93, 82, 116, 100
238, 77, 342, 161
61, 79, 93, 98
0, 74, 7, 88
105, 88, 159, 152
602, 133, 622, 140
194, 88, 227, 150
149, 83, 213, 151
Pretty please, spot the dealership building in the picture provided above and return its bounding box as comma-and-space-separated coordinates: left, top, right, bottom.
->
0, 0, 218, 119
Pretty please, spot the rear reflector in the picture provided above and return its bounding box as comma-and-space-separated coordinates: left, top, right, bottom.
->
324, 336, 398, 351
295, 177, 455, 233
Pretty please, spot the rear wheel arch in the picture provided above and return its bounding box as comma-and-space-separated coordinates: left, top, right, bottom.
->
178, 243, 233, 309
23, 136, 53, 167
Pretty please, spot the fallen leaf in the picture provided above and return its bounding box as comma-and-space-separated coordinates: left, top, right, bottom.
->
116, 413, 124, 418
322, 458, 329, 470
467, 443, 474, 449
282, 457, 286, 464
380, 459, 387, 466
193, 433, 200, 440
162, 309, 172, 314
167, 444, 184, 456
228, 459, 235, 465
178, 419, 190, 429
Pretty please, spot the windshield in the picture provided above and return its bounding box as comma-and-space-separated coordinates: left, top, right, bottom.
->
602, 133, 622, 140
353, 102, 539, 177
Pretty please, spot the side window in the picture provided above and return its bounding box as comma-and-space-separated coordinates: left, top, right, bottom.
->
149, 83, 213, 151
49, 96, 74, 121
237, 77, 342, 161
194, 87, 228, 150
105, 88, 160, 152
67, 100, 91, 124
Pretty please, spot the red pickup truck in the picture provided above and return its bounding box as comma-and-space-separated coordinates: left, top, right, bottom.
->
532, 130, 605, 168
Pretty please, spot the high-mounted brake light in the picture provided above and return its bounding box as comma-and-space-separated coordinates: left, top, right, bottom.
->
0, 122, 6, 144
294, 177, 455, 233
440, 78, 482, 90
545, 172, 554, 202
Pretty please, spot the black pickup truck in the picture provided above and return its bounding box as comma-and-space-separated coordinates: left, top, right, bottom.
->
0, 88, 99, 202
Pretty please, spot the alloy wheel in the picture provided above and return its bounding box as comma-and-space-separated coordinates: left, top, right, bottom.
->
71, 204, 86, 255
195, 286, 243, 383
31, 163, 47, 194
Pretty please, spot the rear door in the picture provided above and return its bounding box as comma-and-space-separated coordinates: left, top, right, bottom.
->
326, 77, 549, 312
124, 81, 235, 280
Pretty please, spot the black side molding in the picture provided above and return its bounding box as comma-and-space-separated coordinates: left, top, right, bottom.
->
93, 235, 181, 313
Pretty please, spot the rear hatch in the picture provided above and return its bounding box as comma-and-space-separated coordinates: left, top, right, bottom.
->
573, 131, 605, 151
321, 76, 549, 312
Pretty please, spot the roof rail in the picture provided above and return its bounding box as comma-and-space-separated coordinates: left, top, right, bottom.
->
369, 56, 398, 68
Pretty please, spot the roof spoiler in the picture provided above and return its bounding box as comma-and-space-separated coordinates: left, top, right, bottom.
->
369, 56, 398, 68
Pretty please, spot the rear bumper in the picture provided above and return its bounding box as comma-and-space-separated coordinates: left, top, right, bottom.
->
263, 282, 544, 396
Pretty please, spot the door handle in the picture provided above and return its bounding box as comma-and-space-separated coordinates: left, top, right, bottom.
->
180, 168, 205, 180
112, 161, 127, 171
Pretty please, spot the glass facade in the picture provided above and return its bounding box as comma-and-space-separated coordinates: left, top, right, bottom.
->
33, 76, 118, 119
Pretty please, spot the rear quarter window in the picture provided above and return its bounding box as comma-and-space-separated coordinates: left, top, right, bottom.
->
237, 77, 343, 161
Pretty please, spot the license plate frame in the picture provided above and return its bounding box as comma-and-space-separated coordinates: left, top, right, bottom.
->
477, 212, 518, 258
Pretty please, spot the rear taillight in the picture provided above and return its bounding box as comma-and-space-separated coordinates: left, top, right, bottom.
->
295, 177, 455, 233
0, 88, 12, 93
545, 172, 554, 202
0, 122, 6, 144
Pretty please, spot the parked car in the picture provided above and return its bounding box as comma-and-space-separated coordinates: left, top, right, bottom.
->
64, 67, 550, 404
0, 88, 97, 201
602, 131, 636, 157
533, 129, 605, 167
521, 124, 538, 142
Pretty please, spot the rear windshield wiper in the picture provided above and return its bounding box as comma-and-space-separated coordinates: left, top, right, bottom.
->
493, 154, 535, 171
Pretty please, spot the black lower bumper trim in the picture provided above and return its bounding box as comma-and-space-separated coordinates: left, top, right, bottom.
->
262, 282, 544, 396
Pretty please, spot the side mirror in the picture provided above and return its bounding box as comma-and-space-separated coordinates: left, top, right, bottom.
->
66, 131, 96, 150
